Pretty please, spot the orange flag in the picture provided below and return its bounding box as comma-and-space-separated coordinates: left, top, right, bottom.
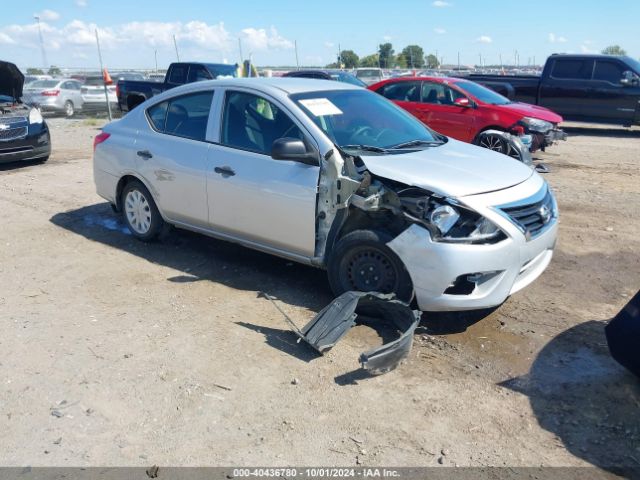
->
103, 68, 113, 85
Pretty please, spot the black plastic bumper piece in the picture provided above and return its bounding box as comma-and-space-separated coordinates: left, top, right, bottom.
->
297, 291, 421, 375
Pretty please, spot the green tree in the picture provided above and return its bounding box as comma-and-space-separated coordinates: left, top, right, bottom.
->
395, 54, 408, 68
26, 67, 45, 75
338, 50, 359, 69
359, 54, 380, 68
400, 45, 425, 68
47, 65, 62, 76
378, 43, 394, 69
602, 45, 627, 56
425, 54, 440, 69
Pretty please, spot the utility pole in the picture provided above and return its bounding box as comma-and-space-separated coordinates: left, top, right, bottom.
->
154, 49, 158, 72
94, 29, 112, 121
337, 43, 341, 68
238, 38, 244, 63
457, 51, 460, 71
294, 40, 300, 70
173, 35, 180, 62
33, 15, 48, 70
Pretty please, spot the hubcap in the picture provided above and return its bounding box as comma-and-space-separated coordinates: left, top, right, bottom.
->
66, 102, 73, 116
124, 189, 152, 234
346, 249, 396, 293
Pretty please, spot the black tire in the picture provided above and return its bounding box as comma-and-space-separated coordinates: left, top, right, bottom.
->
121, 180, 164, 241
64, 101, 75, 118
477, 132, 520, 160
327, 229, 413, 302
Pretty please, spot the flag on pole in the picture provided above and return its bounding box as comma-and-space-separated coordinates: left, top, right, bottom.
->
103, 68, 113, 85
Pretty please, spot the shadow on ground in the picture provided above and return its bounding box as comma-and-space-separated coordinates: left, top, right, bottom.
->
50, 202, 334, 312
561, 125, 640, 138
0, 158, 47, 172
500, 320, 640, 476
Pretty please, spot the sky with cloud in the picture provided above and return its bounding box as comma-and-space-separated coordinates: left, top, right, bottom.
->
1, 0, 638, 70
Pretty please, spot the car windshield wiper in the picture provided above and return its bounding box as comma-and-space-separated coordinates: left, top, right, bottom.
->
339, 144, 388, 153
389, 139, 443, 149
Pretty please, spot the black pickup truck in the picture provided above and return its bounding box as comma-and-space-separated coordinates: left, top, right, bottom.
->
117, 62, 237, 113
467, 54, 640, 126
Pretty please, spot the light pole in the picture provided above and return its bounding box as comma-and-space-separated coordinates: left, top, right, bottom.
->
33, 15, 48, 70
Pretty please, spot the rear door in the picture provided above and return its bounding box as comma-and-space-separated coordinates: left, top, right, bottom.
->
416, 81, 475, 141
133, 89, 215, 227
538, 58, 595, 119
205, 89, 319, 257
589, 59, 640, 124
376, 80, 422, 120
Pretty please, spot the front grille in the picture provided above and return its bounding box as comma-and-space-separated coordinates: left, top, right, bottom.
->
500, 188, 555, 239
0, 126, 28, 142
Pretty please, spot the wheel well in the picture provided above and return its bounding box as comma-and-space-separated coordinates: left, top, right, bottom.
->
127, 94, 146, 111
473, 126, 505, 144
114, 175, 139, 212
324, 207, 407, 263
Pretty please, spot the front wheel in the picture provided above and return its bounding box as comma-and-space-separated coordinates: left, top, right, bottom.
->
327, 229, 413, 302
477, 132, 520, 160
121, 180, 164, 241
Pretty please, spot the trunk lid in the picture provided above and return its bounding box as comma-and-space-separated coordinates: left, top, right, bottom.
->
0, 60, 24, 100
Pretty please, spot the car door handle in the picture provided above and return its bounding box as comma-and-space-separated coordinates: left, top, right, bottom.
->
214, 166, 236, 177
137, 150, 153, 160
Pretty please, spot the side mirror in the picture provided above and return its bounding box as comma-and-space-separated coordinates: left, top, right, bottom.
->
453, 97, 472, 107
620, 70, 638, 87
271, 137, 318, 166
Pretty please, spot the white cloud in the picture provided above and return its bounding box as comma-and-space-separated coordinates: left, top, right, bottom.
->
548, 33, 567, 44
240, 26, 294, 52
382, 35, 392, 41
0, 32, 15, 45
35, 10, 60, 22
475, 35, 492, 44
432, 1, 452, 6
580, 44, 597, 53
324, 41, 334, 49
75, 0, 88, 6
434, 27, 446, 34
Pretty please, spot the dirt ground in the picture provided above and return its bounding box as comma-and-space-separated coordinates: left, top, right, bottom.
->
0, 117, 639, 473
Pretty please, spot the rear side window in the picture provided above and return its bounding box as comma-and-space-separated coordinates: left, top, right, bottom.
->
551, 59, 594, 80
167, 65, 187, 85
593, 61, 625, 83
146, 91, 214, 141
378, 81, 421, 102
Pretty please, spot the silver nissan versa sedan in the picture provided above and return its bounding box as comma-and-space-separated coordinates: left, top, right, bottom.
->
93, 78, 558, 312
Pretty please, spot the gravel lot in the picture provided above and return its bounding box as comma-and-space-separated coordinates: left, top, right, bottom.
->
0, 117, 639, 473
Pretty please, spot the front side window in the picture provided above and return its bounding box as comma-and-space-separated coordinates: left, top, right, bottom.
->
378, 81, 421, 102
292, 89, 439, 151
221, 91, 304, 155
146, 91, 213, 141
421, 82, 466, 105
593, 61, 625, 83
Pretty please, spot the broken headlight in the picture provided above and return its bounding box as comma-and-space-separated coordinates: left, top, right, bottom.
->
431, 202, 504, 244
521, 117, 552, 133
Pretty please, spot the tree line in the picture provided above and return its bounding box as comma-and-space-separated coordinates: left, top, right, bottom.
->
327, 43, 440, 70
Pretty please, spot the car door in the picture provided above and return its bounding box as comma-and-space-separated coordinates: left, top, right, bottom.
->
538, 58, 595, 120
416, 81, 475, 141
376, 81, 422, 119
206, 89, 319, 257
589, 59, 640, 124
133, 89, 214, 227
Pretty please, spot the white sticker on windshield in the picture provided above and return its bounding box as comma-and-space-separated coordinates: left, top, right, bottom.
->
299, 98, 343, 116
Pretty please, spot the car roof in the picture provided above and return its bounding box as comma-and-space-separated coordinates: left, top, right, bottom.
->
173, 77, 361, 95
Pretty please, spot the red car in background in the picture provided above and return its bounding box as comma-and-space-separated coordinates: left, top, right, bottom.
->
369, 77, 566, 158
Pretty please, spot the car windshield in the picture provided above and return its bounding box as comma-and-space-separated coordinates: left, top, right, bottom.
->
27, 80, 59, 89
291, 89, 440, 152
332, 72, 367, 87
208, 65, 238, 79
455, 80, 511, 105
84, 78, 104, 86
624, 57, 640, 75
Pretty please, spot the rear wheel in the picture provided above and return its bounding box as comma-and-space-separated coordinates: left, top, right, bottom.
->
327, 229, 413, 302
121, 180, 164, 241
64, 100, 75, 117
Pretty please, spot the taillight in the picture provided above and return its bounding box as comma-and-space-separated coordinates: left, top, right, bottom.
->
93, 132, 111, 152
42, 89, 60, 96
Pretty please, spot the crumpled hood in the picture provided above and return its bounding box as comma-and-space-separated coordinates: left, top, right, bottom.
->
361, 138, 533, 197
0, 60, 24, 100
498, 102, 563, 124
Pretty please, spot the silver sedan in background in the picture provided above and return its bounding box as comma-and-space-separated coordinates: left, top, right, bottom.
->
23, 79, 84, 117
